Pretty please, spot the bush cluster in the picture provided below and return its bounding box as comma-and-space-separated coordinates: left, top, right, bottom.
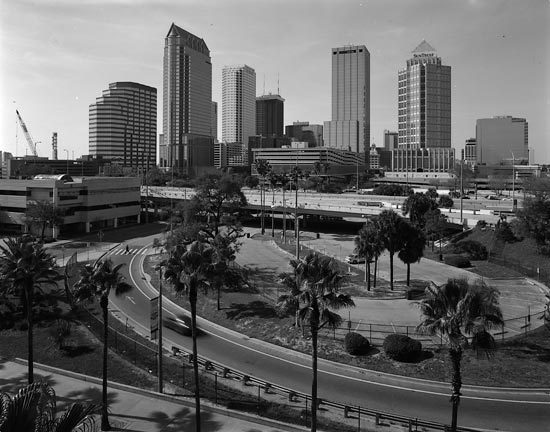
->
452, 240, 488, 260
443, 254, 471, 268
344, 332, 370, 355
383, 334, 422, 362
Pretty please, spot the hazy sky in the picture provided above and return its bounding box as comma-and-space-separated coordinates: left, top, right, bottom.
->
1, 0, 548, 163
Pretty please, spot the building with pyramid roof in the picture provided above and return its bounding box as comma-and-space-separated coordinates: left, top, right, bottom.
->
393, 40, 454, 174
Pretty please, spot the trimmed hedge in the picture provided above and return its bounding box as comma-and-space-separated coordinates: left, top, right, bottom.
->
444, 254, 471, 268
383, 334, 422, 362
344, 332, 370, 355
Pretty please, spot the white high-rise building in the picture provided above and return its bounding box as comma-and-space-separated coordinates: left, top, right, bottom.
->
222, 65, 256, 146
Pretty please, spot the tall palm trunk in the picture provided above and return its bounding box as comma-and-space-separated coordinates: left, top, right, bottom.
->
364, 261, 371, 290
260, 183, 265, 235
100, 295, 111, 431
449, 347, 463, 432
190, 288, 201, 432
373, 258, 378, 288
310, 324, 318, 432
406, 263, 411, 287
25, 284, 34, 384
389, 252, 394, 290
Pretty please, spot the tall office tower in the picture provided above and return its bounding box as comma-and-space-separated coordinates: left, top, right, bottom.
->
384, 130, 398, 151
163, 23, 213, 175
89, 82, 157, 170
398, 40, 451, 149
222, 65, 256, 147
323, 45, 370, 154
476, 116, 528, 165
211, 101, 218, 143
256, 94, 284, 137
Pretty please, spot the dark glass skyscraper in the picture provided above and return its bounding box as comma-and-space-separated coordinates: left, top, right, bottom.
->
256, 94, 284, 137
163, 23, 213, 174
89, 81, 157, 170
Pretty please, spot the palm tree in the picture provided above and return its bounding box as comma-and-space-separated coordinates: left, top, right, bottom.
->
277, 252, 354, 432
0, 235, 60, 384
162, 240, 216, 432
73, 259, 133, 431
255, 159, 272, 235
417, 278, 503, 432
279, 173, 290, 242
397, 221, 426, 286
0, 381, 100, 432
354, 219, 384, 290
377, 210, 407, 290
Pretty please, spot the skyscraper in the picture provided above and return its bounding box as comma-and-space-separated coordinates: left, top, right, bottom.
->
398, 40, 451, 149
256, 94, 284, 137
476, 116, 528, 165
222, 65, 256, 146
324, 45, 370, 154
89, 82, 157, 170
163, 23, 213, 175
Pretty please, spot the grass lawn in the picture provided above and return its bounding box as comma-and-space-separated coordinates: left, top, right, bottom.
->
143, 251, 550, 388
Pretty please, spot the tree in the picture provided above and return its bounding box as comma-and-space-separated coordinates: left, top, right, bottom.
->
73, 259, 133, 431
515, 187, 550, 255
277, 252, 354, 432
424, 208, 448, 252
0, 382, 100, 432
0, 235, 60, 384
377, 210, 407, 290
397, 221, 426, 286
402, 192, 437, 228
438, 195, 454, 209
25, 201, 65, 241
161, 241, 216, 432
255, 159, 272, 235
145, 166, 169, 186
417, 278, 503, 432
488, 175, 508, 197
354, 219, 384, 290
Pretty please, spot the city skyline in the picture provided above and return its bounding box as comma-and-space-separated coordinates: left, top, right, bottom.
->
1, 0, 548, 163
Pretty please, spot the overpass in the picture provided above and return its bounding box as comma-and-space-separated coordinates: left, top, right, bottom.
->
142, 186, 514, 227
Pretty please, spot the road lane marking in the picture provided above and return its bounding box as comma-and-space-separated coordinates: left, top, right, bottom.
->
121, 242, 550, 406
126, 296, 135, 304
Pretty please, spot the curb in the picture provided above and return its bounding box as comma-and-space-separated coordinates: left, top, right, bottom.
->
11, 358, 309, 432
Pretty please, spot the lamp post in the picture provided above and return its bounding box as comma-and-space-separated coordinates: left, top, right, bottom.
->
63, 149, 69, 174
157, 265, 163, 393
510, 151, 515, 201
460, 158, 463, 225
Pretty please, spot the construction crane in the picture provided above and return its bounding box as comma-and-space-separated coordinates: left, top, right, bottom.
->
16, 109, 38, 157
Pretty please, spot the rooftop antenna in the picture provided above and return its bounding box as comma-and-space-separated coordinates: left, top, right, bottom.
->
263, 73, 265, 96
277, 73, 280, 95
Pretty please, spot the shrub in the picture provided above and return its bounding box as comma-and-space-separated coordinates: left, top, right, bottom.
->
383, 334, 422, 362
443, 254, 471, 268
344, 332, 370, 355
476, 220, 487, 229
495, 221, 516, 243
453, 240, 487, 260
438, 195, 454, 208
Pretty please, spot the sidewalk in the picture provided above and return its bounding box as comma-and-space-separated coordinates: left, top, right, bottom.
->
1, 358, 306, 432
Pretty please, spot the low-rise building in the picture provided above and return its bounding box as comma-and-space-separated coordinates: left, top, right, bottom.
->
0, 176, 141, 238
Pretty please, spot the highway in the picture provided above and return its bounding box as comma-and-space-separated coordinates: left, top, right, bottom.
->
106, 233, 550, 432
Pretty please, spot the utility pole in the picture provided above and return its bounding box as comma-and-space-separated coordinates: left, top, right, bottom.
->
510, 151, 515, 201
460, 159, 463, 225
157, 266, 163, 393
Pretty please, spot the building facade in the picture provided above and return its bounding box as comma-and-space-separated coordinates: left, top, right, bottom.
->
285, 122, 324, 147
464, 138, 477, 168
0, 176, 141, 237
163, 23, 213, 175
475, 116, 528, 165
211, 101, 218, 143
222, 65, 256, 145
89, 82, 157, 170
392, 147, 455, 173
324, 45, 370, 155
384, 130, 398, 151
256, 94, 284, 137
398, 40, 451, 150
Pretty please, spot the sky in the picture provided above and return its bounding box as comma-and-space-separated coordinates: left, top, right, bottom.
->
0, 0, 548, 163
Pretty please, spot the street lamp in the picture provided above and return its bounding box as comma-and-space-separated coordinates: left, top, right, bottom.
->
63, 149, 69, 174
510, 151, 515, 201
157, 265, 163, 393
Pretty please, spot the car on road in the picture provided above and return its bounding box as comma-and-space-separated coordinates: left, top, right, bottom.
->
163, 315, 193, 336
345, 254, 365, 264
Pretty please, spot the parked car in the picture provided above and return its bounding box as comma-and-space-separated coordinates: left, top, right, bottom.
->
163, 315, 193, 336
345, 254, 365, 264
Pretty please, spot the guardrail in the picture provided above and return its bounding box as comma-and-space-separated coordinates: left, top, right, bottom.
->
169, 345, 481, 432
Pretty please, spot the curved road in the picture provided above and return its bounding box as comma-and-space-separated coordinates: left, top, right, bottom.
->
106, 235, 550, 432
